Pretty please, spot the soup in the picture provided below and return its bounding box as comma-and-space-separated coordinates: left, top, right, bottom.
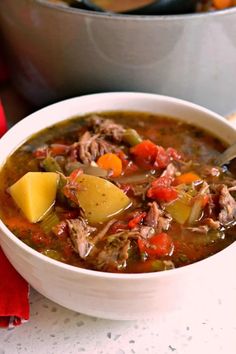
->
0, 112, 236, 273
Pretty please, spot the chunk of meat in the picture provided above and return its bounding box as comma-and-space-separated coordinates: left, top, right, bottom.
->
138, 225, 155, 239
73, 131, 113, 164
88, 115, 125, 142
89, 231, 139, 271
218, 185, 236, 225
67, 218, 96, 259
145, 202, 172, 233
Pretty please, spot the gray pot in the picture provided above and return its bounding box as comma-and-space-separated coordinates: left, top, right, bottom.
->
0, 0, 236, 114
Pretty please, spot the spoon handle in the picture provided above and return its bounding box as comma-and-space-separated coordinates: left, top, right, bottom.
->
216, 141, 236, 166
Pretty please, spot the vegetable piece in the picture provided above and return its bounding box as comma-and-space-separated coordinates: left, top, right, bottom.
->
42, 249, 61, 261
174, 172, 201, 185
131, 140, 181, 170
97, 153, 122, 177
128, 212, 147, 229
131, 139, 157, 161
213, 0, 232, 9
65, 161, 107, 177
147, 176, 178, 202
188, 195, 207, 225
138, 233, 174, 257
40, 211, 60, 234
41, 156, 63, 173
9, 172, 59, 223
76, 174, 131, 224
123, 128, 142, 146
166, 193, 192, 224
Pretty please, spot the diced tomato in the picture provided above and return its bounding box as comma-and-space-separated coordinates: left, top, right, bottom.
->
154, 145, 170, 169
147, 176, 178, 202
138, 233, 174, 257
131, 140, 157, 160
147, 186, 178, 202
50, 144, 69, 156
68, 168, 83, 181
131, 140, 181, 171
33, 146, 48, 159
128, 212, 147, 229
166, 147, 182, 161
115, 151, 139, 175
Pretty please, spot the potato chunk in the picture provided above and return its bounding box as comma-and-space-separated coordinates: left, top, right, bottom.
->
9, 172, 59, 223
76, 174, 131, 224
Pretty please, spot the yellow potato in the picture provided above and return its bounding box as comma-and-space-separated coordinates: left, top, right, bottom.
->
9, 172, 59, 223
76, 174, 131, 224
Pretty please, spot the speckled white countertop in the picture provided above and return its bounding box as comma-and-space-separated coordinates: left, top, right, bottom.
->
1, 285, 236, 354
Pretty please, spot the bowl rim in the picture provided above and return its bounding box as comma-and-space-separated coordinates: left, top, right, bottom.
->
36, 0, 236, 21
0, 91, 236, 280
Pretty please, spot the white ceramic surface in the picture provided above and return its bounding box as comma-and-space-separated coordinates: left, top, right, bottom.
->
0, 92, 235, 320
0, 1, 236, 114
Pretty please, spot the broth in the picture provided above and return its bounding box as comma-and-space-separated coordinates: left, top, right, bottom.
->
0, 111, 235, 273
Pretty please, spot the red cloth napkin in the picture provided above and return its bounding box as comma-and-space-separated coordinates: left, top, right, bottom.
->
0, 99, 30, 328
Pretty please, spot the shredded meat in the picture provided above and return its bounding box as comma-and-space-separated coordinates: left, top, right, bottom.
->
138, 225, 155, 239
73, 131, 113, 164
88, 115, 125, 142
92, 219, 117, 243
145, 202, 172, 233
218, 185, 236, 225
67, 218, 96, 259
89, 231, 139, 271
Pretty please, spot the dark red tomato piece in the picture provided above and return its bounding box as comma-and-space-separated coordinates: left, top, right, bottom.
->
131, 140, 157, 160
138, 233, 174, 257
33, 146, 48, 159
130, 140, 157, 169
147, 186, 178, 202
154, 145, 170, 169
50, 144, 69, 156
128, 212, 147, 229
147, 176, 178, 202
166, 147, 182, 161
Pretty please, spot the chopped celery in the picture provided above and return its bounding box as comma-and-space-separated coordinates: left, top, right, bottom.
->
123, 128, 142, 146
188, 197, 203, 225
42, 156, 63, 173
42, 249, 61, 261
166, 193, 192, 225
41, 211, 60, 234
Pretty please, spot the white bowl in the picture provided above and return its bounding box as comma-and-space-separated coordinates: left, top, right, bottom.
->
0, 92, 235, 320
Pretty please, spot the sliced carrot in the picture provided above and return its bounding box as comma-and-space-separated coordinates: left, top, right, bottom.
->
174, 172, 201, 185
97, 153, 122, 177
213, 0, 233, 9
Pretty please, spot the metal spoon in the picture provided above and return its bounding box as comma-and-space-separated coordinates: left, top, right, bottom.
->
216, 142, 236, 167
74, 0, 198, 15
